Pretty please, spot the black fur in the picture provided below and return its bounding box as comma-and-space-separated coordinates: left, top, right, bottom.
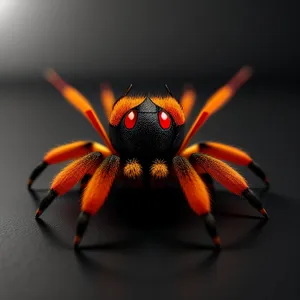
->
109, 97, 185, 166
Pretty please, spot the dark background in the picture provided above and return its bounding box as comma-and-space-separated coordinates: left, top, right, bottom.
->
1, 0, 299, 81
0, 1, 299, 299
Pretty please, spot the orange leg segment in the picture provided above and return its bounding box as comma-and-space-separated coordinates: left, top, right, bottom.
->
189, 153, 269, 219
180, 85, 196, 120
178, 66, 253, 153
28, 141, 111, 189
74, 155, 120, 248
35, 152, 104, 218
45, 69, 116, 153
173, 156, 221, 248
100, 83, 116, 120
45, 141, 95, 164
182, 141, 269, 190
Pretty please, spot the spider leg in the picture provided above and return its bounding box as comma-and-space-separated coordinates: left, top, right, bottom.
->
173, 156, 221, 249
45, 69, 116, 153
28, 141, 111, 189
74, 155, 120, 249
182, 142, 269, 191
180, 85, 196, 120
200, 173, 216, 205
100, 83, 116, 120
185, 152, 216, 204
178, 66, 253, 153
189, 153, 269, 219
80, 142, 120, 193
35, 152, 104, 218
79, 174, 93, 194
79, 142, 113, 192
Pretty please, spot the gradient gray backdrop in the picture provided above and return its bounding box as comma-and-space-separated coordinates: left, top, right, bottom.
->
0, 1, 300, 300
0, 0, 299, 80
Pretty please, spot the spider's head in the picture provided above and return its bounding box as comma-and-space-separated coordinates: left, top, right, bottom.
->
109, 87, 185, 163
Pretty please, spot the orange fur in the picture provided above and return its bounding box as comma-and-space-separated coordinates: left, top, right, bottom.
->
110, 96, 185, 126
151, 96, 185, 125
46, 69, 91, 112
44, 141, 111, 164
173, 156, 210, 215
91, 142, 112, 157
81, 155, 120, 215
110, 96, 145, 126
100, 83, 115, 119
191, 154, 248, 195
46, 69, 116, 153
180, 87, 196, 119
178, 66, 252, 153
181, 144, 200, 159
200, 142, 252, 166
150, 159, 169, 179
178, 87, 231, 153
124, 159, 143, 179
202, 86, 232, 115
62, 86, 91, 112
44, 141, 92, 164
85, 109, 115, 153
51, 152, 103, 195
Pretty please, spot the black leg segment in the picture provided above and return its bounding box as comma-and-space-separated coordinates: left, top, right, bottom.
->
203, 213, 221, 249
74, 211, 91, 249
35, 189, 58, 218
242, 188, 269, 219
28, 161, 48, 189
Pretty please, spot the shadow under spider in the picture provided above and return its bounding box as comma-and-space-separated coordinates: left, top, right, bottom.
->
162, 218, 268, 252
29, 186, 272, 254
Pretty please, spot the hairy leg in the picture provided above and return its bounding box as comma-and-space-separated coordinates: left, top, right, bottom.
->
173, 156, 221, 248
74, 155, 120, 248
28, 141, 111, 189
189, 153, 269, 219
180, 85, 196, 120
35, 152, 104, 218
100, 83, 116, 120
182, 141, 269, 191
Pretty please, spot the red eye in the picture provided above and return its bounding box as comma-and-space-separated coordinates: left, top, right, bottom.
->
124, 110, 137, 129
158, 110, 171, 129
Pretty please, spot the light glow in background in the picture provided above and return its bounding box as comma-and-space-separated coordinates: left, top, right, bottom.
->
0, 0, 298, 80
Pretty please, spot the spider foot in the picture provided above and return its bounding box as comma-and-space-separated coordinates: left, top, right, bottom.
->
74, 211, 91, 249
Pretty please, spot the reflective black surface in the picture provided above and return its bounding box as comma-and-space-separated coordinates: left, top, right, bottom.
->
0, 81, 299, 299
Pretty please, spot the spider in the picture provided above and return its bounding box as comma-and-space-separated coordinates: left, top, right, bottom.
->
28, 66, 269, 250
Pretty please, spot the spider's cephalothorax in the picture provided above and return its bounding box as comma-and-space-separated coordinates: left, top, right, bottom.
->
109, 95, 185, 165
28, 66, 271, 250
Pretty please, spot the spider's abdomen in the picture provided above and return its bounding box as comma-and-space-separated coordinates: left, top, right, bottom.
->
109, 97, 185, 164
